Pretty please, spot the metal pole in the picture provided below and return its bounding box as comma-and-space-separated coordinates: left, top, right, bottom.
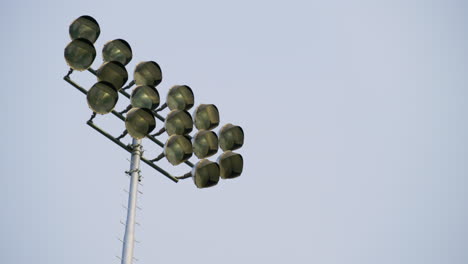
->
122, 138, 142, 264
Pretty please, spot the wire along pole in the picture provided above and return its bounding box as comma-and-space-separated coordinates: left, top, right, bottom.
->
122, 138, 142, 264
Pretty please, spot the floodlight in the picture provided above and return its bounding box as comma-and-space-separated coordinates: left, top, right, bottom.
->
102, 39, 132, 66
86, 81, 118, 114
192, 130, 218, 158
96, 61, 128, 90
134, 61, 162, 87
165, 109, 193, 136
164, 135, 193, 165
217, 151, 243, 179
64, 38, 96, 71
125, 108, 156, 139
130, 85, 160, 110
218, 124, 244, 151
192, 159, 220, 188
167, 85, 194, 111
69, 15, 100, 43
194, 104, 220, 130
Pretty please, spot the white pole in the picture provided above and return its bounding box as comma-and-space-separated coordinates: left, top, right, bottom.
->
121, 138, 142, 264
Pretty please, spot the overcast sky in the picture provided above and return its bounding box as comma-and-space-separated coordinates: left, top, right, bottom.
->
1, 0, 467, 263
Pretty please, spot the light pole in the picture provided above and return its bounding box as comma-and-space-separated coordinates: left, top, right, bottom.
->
122, 138, 141, 264
63, 15, 245, 264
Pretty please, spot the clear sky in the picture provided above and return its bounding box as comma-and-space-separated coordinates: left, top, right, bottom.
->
1, 0, 467, 263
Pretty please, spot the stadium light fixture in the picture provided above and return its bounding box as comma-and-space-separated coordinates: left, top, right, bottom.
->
63, 15, 245, 264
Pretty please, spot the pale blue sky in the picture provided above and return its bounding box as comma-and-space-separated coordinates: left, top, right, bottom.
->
1, 0, 467, 263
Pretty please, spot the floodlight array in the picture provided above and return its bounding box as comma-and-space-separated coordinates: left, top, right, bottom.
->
63, 15, 245, 188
